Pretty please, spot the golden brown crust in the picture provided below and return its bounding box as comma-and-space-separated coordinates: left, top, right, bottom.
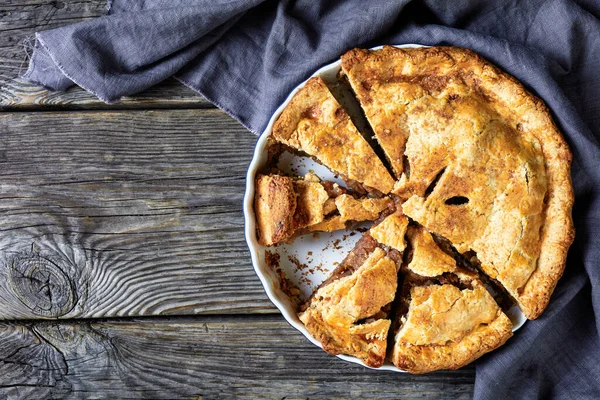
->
392, 227, 513, 373
255, 173, 331, 245
299, 248, 397, 367
342, 46, 573, 319
256, 173, 395, 244
304, 215, 347, 233
272, 76, 395, 194
335, 195, 393, 221
255, 174, 297, 246
342, 48, 425, 178
406, 226, 456, 277
369, 210, 409, 252
304, 195, 393, 233
391, 285, 513, 374
293, 175, 330, 228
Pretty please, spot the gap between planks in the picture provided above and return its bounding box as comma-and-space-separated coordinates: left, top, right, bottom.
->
1, 78, 215, 111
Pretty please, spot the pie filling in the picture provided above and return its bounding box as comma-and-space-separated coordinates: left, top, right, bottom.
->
297, 208, 409, 368
431, 233, 516, 312
256, 46, 574, 372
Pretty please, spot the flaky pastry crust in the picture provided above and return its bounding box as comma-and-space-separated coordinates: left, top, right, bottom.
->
342, 46, 574, 319
369, 210, 409, 252
255, 174, 298, 246
406, 226, 457, 277
272, 76, 395, 194
255, 174, 392, 245
392, 226, 513, 373
391, 283, 513, 374
299, 248, 397, 367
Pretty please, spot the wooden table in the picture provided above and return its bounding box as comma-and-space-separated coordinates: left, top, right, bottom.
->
0, 1, 475, 398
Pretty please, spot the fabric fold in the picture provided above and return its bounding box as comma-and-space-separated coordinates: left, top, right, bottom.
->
24, 0, 263, 102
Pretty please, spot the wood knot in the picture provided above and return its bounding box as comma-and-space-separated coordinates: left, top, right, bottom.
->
8, 254, 77, 318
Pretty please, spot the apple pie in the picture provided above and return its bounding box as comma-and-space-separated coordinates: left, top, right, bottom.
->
255, 46, 574, 372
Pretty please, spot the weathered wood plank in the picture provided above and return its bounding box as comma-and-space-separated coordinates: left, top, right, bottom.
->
0, 0, 210, 110
0, 78, 213, 110
0, 109, 276, 319
0, 316, 475, 399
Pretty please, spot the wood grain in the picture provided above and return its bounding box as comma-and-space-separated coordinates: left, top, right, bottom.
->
1, 78, 213, 110
0, 316, 475, 399
0, 109, 276, 319
0, 0, 210, 110
0, 3, 477, 397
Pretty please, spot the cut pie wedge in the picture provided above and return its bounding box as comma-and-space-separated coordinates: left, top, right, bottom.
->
391, 226, 513, 373
303, 194, 393, 233
272, 76, 395, 194
255, 173, 393, 245
341, 46, 574, 319
299, 247, 398, 368
298, 210, 409, 367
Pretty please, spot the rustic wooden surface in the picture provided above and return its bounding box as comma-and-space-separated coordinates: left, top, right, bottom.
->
0, 316, 475, 400
0, 109, 274, 319
0, 1, 476, 398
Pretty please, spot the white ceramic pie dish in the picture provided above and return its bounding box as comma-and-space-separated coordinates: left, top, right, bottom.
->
243, 44, 526, 372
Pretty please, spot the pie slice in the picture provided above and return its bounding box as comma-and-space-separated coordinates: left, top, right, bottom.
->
298, 211, 409, 367
271, 76, 395, 194
391, 226, 513, 373
299, 247, 397, 368
341, 48, 421, 179
255, 173, 393, 245
342, 46, 574, 319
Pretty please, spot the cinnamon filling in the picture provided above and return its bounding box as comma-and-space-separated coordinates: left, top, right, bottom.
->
320, 233, 380, 288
